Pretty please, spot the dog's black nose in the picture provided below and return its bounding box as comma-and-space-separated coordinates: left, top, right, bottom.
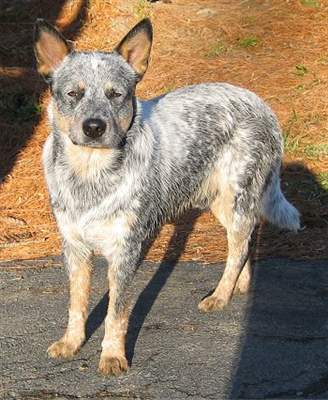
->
83, 118, 106, 138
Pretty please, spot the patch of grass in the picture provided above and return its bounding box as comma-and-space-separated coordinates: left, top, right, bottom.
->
283, 110, 302, 153
318, 172, 328, 191
294, 64, 308, 76
295, 84, 305, 92
300, 0, 320, 8
134, 0, 152, 19
294, 78, 322, 93
0, 91, 41, 123
304, 143, 328, 158
286, 109, 299, 126
237, 37, 259, 48
205, 41, 228, 58
283, 131, 301, 153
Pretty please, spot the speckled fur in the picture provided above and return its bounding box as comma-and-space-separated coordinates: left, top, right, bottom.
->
35, 18, 300, 375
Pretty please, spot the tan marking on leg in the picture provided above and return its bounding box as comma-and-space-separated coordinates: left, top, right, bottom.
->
210, 187, 235, 229
200, 192, 253, 312
98, 268, 129, 376
47, 255, 91, 359
199, 229, 251, 312
235, 258, 252, 294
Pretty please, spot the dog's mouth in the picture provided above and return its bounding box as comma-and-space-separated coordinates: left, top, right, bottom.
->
68, 127, 127, 149
70, 138, 112, 149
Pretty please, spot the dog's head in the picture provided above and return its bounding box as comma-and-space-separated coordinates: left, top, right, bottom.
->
34, 19, 152, 148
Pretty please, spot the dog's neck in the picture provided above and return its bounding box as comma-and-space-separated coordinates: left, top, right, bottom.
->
52, 132, 122, 181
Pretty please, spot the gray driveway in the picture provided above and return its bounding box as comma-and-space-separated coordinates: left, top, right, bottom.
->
1, 257, 328, 399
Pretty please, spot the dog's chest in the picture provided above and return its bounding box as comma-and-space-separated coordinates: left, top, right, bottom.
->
52, 170, 131, 254
47, 137, 122, 214
54, 176, 105, 213
51, 162, 118, 216
56, 208, 136, 257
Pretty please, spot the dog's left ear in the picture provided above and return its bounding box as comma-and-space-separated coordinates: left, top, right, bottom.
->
115, 18, 153, 80
34, 19, 71, 82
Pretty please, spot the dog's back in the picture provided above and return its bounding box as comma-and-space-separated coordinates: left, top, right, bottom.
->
135, 82, 298, 232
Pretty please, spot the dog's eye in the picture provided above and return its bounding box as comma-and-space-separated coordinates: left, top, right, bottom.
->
105, 89, 122, 99
67, 90, 78, 97
67, 90, 84, 99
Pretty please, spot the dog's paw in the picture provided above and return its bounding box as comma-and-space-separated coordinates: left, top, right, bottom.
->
98, 355, 128, 376
47, 339, 79, 359
198, 295, 227, 312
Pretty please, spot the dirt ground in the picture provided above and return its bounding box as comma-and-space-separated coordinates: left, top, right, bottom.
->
0, 0, 327, 262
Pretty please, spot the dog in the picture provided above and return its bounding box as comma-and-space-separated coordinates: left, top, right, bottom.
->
34, 18, 300, 376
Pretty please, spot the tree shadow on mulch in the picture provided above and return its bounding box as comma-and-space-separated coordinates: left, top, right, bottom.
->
0, 0, 87, 181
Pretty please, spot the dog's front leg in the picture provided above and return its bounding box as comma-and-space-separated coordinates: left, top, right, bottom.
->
48, 242, 92, 359
98, 246, 140, 376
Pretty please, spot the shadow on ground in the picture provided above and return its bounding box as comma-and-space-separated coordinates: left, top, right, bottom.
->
0, 0, 87, 181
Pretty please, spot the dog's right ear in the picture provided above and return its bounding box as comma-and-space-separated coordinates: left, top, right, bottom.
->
34, 19, 70, 82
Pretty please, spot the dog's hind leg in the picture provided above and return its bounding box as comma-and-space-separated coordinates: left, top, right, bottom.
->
198, 192, 254, 312
210, 191, 253, 294
47, 243, 92, 358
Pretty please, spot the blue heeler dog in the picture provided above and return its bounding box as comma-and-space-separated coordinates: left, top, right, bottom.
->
34, 18, 300, 376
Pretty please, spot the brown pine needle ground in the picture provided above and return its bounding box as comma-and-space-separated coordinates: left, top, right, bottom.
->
0, 0, 327, 263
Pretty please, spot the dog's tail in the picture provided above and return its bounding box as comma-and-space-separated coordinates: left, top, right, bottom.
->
261, 174, 300, 232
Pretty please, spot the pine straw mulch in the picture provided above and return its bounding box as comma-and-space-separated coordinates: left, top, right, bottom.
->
0, 0, 327, 263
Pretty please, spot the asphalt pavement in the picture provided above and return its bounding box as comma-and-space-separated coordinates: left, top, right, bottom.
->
1, 256, 328, 399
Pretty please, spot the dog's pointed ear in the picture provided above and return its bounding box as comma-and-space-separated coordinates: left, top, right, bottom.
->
34, 19, 70, 82
115, 18, 153, 80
